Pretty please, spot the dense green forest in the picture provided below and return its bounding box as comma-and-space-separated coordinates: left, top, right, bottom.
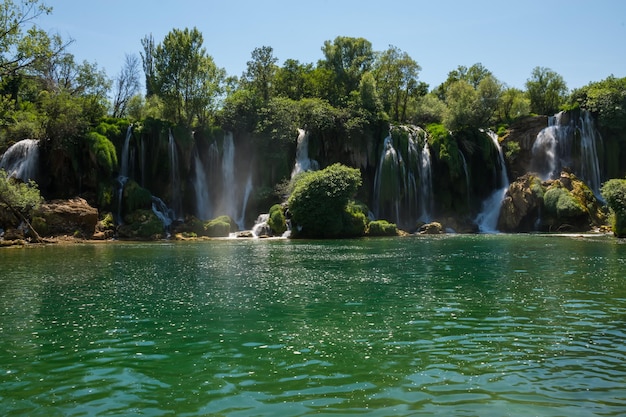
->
2, 1, 626, 239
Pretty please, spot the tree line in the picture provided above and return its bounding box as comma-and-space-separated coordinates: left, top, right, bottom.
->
2, 0, 625, 152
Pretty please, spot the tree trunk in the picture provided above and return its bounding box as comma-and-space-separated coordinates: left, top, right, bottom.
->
0, 197, 43, 243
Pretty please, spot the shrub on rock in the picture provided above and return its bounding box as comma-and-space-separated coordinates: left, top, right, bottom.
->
287, 163, 364, 238
601, 179, 626, 237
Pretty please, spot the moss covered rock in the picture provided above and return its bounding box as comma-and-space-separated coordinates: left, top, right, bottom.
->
118, 209, 164, 239
367, 220, 398, 236
203, 215, 237, 237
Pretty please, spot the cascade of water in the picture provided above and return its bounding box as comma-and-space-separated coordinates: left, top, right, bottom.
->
459, 149, 471, 208
119, 125, 133, 178
115, 126, 134, 224
418, 141, 433, 222
373, 134, 404, 225
475, 131, 509, 233
373, 127, 433, 228
531, 110, 604, 199
236, 173, 253, 230
406, 134, 420, 219
0, 139, 40, 182
291, 128, 319, 178
168, 130, 182, 219
531, 114, 561, 180
221, 132, 236, 219
251, 213, 271, 237
116, 176, 129, 224
192, 147, 211, 220
579, 111, 603, 199
151, 196, 174, 237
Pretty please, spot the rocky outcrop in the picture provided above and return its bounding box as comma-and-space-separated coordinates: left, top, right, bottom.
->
501, 116, 548, 179
418, 222, 445, 234
498, 174, 544, 232
34, 197, 98, 237
498, 171, 606, 232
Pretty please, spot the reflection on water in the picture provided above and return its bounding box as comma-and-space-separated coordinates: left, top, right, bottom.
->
1, 235, 626, 416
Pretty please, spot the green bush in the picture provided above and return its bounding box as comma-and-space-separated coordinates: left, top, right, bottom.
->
367, 220, 398, 236
100, 212, 116, 229
0, 169, 43, 217
120, 209, 164, 239
601, 179, 626, 237
341, 201, 368, 238
544, 186, 585, 219
287, 163, 363, 238
123, 180, 152, 214
267, 204, 287, 235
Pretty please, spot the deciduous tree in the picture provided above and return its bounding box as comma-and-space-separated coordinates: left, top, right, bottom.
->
242, 46, 278, 103
526, 66, 567, 115
373, 45, 423, 122
319, 36, 374, 105
141, 27, 225, 126
112, 53, 141, 118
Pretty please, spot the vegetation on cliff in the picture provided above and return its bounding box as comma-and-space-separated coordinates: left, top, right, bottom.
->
601, 179, 626, 237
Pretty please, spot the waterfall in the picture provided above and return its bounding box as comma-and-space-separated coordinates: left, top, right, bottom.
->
418, 141, 433, 222
579, 111, 603, 199
168, 130, 182, 219
151, 196, 174, 237
459, 149, 471, 208
236, 173, 253, 230
531, 113, 562, 181
475, 131, 509, 233
373, 134, 404, 225
192, 147, 211, 220
531, 110, 603, 199
115, 126, 133, 224
251, 213, 271, 237
119, 125, 132, 178
221, 132, 236, 220
0, 139, 40, 182
373, 127, 433, 228
291, 128, 319, 178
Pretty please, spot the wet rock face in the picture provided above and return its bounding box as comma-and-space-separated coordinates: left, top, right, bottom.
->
497, 174, 544, 232
35, 197, 98, 237
502, 116, 548, 179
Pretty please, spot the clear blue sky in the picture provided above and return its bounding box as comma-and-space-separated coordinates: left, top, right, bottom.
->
40, 0, 626, 91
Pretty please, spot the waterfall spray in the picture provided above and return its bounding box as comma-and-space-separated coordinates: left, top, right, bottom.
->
475, 131, 509, 233
0, 139, 40, 182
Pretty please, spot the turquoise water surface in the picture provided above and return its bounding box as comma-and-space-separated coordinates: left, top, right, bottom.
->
1, 234, 625, 416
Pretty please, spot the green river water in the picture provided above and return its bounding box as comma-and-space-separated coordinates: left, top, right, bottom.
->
1, 234, 625, 416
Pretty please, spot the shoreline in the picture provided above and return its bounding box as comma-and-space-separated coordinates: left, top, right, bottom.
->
1, 229, 616, 248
